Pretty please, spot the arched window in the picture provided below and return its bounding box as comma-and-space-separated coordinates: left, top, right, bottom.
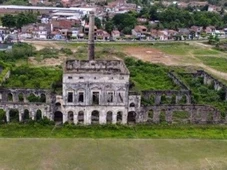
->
129, 103, 135, 107
8, 93, 13, 102
40, 94, 46, 103
36, 110, 42, 120
23, 109, 30, 121
91, 110, 99, 124
9, 109, 19, 122
68, 111, 74, 123
106, 111, 112, 123
78, 111, 84, 124
18, 93, 24, 102
117, 111, 122, 124
127, 111, 136, 124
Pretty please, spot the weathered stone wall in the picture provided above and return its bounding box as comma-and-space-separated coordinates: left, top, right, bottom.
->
137, 104, 221, 124
141, 90, 191, 105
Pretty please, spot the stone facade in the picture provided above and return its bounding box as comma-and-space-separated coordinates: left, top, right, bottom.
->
0, 68, 225, 124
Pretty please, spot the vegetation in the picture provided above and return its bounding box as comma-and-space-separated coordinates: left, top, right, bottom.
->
3, 65, 62, 89
0, 123, 226, 138
196, 56, 227, 72
125, 57, 178, 91
178, 73, 227, 117
1, 11, 38, 29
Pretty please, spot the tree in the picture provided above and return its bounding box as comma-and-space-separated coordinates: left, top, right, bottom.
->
95, 17, 102, 29
105, 21, 114, 34
112, 13, 137, 32
1, 14, 16, 28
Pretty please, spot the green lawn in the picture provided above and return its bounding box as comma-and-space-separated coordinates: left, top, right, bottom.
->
196, 56, 227, 72
1, 124, 227, 139
0, 138, 226, 170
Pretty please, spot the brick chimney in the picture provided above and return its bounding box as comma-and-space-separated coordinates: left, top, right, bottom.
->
88, 11, 95, 60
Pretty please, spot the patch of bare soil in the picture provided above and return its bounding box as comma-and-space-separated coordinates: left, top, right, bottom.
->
28, 55, 67, 67
124, 46, 179, 65
26, 40, 62, 50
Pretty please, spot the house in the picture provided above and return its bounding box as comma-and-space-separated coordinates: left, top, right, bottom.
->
190, 26, 203, 38
150, 29, 168, 41
111, 30, 120, 40
96, 29, 110, 40
132, 25, 147, 39
205, 26, 216, 35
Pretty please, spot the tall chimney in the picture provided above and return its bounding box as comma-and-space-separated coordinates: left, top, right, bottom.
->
88, 11, 95, 60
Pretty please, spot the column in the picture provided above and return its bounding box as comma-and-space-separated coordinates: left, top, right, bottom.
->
112, 112, 117, 124
99, 110, 106, 124
165, 110, 172, 123
85, 111, 91, 125
155, 95, 161, 105
19, 112, 23, 122
63, 114, 67, 124
122, 111, 127, 124
73, 113, 78, 124
175, 95, 182, 104
31, 111, 35, 120
6, 110, 10, 123
153, 110, 160, 123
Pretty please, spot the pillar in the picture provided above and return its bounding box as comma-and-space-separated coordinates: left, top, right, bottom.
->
155, 95, 161, 105
165, 110, 172, 123
19, 112, 23, 122
6, 110, 10, 123
99, 110, 106, 124
112, 112, 117, 124
175, 95, 182, 104
153, 110, 160, 123
122, 111, 127, 124
63, 114, 67, 124
73, 113, 78, 124
186, 95, 191, 104
85, 111, 91, 125
31, 111, 35, 120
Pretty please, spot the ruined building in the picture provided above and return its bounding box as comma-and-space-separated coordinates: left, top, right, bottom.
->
0, 12, 224, 124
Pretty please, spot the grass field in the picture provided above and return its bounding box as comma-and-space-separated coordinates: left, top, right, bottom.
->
0, 138, 227, 170
1, 124, 227, 139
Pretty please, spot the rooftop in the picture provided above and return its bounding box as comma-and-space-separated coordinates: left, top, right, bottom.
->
64, 59, 129, 75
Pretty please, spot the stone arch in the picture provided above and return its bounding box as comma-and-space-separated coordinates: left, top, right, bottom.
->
68, 111, 74, 123
18, 93, 24, 102
91, 110, 99, 124
27, 93, 39, 102
23, 109, 30, 121
7, 93, 13, 102
36, 110, 42, 120
117, 111, 122, 123
147, 109, 154, 123
149, 95, 155, 105
106, 111, 112, 123
127, 111, 136, 124
54, 111, 63, 123
178, 95, 187, 104
78, 111, 84, 124
0, 109, 6, 123
129, 103, 135, 107
40, 93, 46, 103
161, 94, 171, 104
9, 109, 19, 122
